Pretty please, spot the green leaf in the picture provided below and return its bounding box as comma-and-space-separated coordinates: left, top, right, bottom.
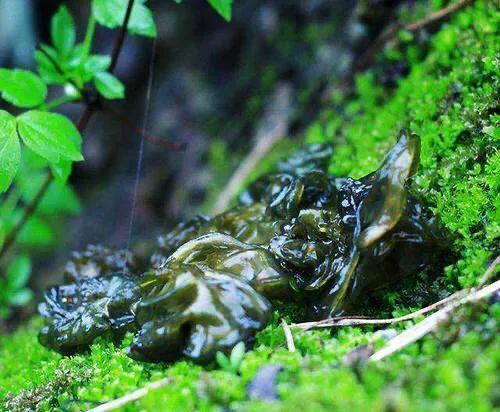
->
0, 110, 20, 192
50, 158, 73, 183
46, 182, 81, 215
35, 47, 65, 85
65, 45, 87, 70
61, 45, 88, 87
17, 215, 55, 247
51, 5, 76, 56
482, 125, 499, 139
19, 146, 50, 171
84, 55, 111, 76
216, 352, 230, 369
229, 341, 245, 370
0, 219, 5, 250
82, 55, 112, 83
0, 69, 48, 108
18, 174, 80, 215
17, 111, 83, 164
127, 1, 157, 37
94, 72, 125, 99
6, 255, 31, 290
92, 0, 157, 37
8, 289, 33, 306
18, 130, 76, 184
207, 0, 233, 21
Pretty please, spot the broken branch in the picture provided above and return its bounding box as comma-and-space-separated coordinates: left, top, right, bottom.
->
369, 279, 500, 361
281, 319, 296, 352
88, 377, 172, 412
211, 83, 293, 215
292, 289, 467, 331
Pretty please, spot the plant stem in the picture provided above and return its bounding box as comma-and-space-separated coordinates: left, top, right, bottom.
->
1, 188, 21, 216
0, 174, 52, 261
44, 95, 79, 111
109, 0, 135, 72
0, 0, 137, 263
83, 13, 97, 56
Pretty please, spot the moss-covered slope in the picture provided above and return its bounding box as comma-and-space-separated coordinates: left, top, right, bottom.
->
1, 1, 498, 411
308, 0, 499, 291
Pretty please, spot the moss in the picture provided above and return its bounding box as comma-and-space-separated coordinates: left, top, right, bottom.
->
1, 1, 498, 411
1, 305, 498, 411
309, 1, 499, 289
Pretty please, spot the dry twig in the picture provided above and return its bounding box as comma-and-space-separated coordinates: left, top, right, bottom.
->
281, 319, 296, 352
405, 0, 475, 31
104, 105, 186, 151
292, 258, 498, 362
478, 255, 500, 286
369, 279, 500, 361
211, 83, 293, 215
321, 0, 476, 102
87, 378, 172, 412
354, 0, 475, 72
292, 290, 467, 331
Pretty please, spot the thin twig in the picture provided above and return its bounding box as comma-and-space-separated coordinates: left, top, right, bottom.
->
211, 83, 293, 215
104, 106, 186, 151
36, 51, 184, 151
109, 0, 135, 73
294, 256, 498, 332
478, 255, 499, 287
405, 0, 475, 31
0, 174, 52, 261
87, 377, 172, 412
281, 319, 296, 352
321, 0, 476, 101
0, 0, 136, 262
354, 0, 475, 72
292, 289, 467, 331
38, 47, 83, 95
353, 25, 400, 73
369, 279, 500, 361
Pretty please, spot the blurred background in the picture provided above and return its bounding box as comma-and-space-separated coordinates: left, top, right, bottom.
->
0, 0, 419, 325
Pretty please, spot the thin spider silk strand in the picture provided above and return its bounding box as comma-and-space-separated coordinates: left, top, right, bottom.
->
126, 36, 157, 265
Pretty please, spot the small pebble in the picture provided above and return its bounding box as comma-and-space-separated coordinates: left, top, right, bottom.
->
247, 364, 284, 401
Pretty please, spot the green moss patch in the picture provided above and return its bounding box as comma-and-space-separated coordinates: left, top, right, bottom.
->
307, 1, 499, 290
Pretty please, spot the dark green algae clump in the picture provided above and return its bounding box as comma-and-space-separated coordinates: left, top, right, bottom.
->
39, 131, 441, 364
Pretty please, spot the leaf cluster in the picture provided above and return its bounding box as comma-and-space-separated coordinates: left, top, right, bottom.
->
0, 0, 160, 315
216, 341, 246, 374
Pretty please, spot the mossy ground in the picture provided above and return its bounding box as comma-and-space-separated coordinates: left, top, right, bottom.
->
1, 1, 498, 411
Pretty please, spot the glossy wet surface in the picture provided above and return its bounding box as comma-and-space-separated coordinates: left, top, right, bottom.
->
39, 132, 439, 363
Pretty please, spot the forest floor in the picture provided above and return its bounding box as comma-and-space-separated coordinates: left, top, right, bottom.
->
0, 1, 498, 411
